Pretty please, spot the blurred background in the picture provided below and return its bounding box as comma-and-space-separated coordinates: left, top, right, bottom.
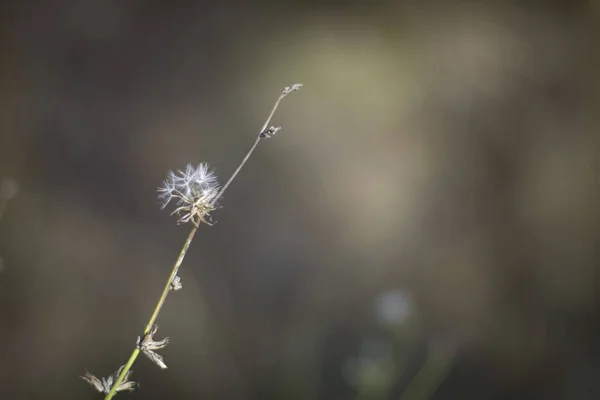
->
0, 0, 599, 399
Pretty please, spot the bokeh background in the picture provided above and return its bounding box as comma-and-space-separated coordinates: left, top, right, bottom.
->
0, 0, 599, 399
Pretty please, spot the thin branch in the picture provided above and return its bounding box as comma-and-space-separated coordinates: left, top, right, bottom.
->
101, 83, 302, 399
212, 83, 302, 205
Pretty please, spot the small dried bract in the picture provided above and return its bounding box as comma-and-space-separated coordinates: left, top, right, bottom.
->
259, 126, 282, 139
282, 83, 303, 97
158, 163, 220, 226
81, 366, 137, 394
137, 324, 170, 369
170, 275, 183, 291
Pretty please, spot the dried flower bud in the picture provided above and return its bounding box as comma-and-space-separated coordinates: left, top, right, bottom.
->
259, 126, 282, 138
282, 83, 303, 97
170, 275, 183, 291
137, 325, 170, 369
81, 366, 137, 394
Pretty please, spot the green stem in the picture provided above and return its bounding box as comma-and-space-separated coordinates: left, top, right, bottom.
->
104, 226, 198, 400
103, 84, 301, 399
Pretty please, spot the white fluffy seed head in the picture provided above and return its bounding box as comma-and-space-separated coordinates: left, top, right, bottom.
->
158, 163, 220, 225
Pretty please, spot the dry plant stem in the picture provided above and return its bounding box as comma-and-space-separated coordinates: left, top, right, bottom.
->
144, 226, 198, 332
212, 86, 296, 205
105, 225, 198, 400
104, 84, 301, 400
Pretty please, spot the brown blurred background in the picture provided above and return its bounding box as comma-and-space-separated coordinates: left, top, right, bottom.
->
0, 0, 599, 399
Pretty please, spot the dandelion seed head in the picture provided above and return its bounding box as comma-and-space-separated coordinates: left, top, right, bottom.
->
158, 163, 220, 226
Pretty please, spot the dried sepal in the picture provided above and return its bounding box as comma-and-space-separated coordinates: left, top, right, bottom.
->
139, 325, 170, 351
81, 366, 137, 394
170, 275, 183, 291
282, 83, 303, 97
112, 366, 137, 392
142, 347, 168, 369
259, 126, 282, 139
81, 370, 105, 393
137, 325, 170, 369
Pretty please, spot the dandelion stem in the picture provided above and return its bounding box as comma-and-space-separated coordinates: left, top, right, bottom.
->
102, 83, 301, 399
104, 226, 198, 400
212, 83, 302, 205
144, 226, 198, 332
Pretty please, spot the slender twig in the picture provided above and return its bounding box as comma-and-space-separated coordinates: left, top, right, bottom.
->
212, 83, 302, 206
102, 84, 302, 400
104, 226, 198, 400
